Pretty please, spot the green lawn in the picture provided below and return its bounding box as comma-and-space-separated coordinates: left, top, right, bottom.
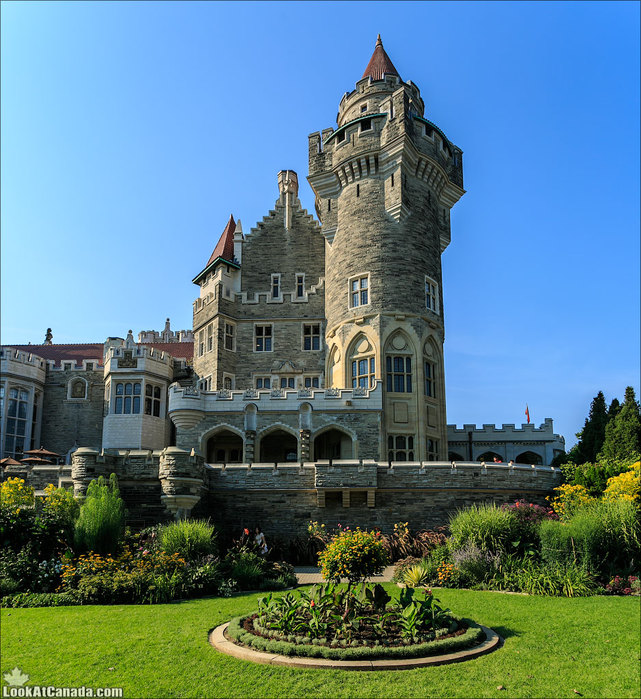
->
1, 587, 640, 699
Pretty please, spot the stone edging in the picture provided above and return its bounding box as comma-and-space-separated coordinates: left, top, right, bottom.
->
209, 623, 501, 671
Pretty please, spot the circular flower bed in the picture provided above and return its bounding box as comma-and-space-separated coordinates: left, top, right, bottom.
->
224, 582, 487, 661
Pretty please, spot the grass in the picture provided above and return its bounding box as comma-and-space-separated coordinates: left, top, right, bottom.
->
1, 586, 640, 698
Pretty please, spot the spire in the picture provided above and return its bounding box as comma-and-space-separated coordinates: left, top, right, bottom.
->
361, 35, 401, 82
206, 214, 236, 267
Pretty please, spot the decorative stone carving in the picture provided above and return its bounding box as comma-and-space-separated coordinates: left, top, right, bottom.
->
325, 388, 340, 398
118, 350, 138, 368
216, 389, 232, 399
243, 389, 258, 399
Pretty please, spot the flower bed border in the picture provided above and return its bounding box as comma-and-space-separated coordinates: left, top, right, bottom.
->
209, 617, 501, 670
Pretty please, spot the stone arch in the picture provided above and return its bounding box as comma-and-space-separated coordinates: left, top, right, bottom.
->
477, 451, 504, 463
311, 423, 356, 460
326, 344, 340, 388
257, 422, 299, 463
201, 423, 245, 464
68, 377, 88, 400
515, 450, 543, 465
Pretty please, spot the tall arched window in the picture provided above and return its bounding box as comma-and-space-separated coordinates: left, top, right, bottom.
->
385, 332, 414, 393
348, 336, 376, 388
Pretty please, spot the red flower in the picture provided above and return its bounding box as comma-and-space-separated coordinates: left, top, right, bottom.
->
244, 528, 249, 535
310, 600, 315, 607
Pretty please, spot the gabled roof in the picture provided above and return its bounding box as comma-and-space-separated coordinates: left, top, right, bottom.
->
362, 35, 401, 82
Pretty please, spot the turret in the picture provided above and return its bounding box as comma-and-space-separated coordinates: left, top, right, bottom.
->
308, 37, 465, 461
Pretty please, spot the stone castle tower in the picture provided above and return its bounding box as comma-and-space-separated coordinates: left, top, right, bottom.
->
308, 36, 465, 461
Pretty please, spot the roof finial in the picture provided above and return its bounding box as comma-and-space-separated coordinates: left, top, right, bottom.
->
376, 34, 382, 45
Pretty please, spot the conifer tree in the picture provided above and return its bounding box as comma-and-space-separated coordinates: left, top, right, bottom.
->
598, 387, 641, 463
607, 398, 621, 420
573, 391, 608, 464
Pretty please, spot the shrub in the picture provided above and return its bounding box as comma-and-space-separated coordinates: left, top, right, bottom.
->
381, 522, 448, 562
488, 556, 597, 597
318, 528, 388, 584
540, 499, 641, 578
1, 591, 81, 608
547, 483, 594, 521
159, 518, 217, 561
0, 477, 35, 511
603, 469, 641, 504
391, 556, 421, 583
402, 560, 432, 587
606, 575, 640, 596
449, 503, 520, 555
450, 543, 500, 587
74, 474, 126, 555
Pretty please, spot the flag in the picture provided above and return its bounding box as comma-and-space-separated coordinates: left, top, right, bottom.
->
525, 404, 530, 424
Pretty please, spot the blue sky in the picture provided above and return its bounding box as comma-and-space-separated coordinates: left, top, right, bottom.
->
1, 1, 639, 448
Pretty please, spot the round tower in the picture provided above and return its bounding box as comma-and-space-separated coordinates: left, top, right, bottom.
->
308, 36, 465, 461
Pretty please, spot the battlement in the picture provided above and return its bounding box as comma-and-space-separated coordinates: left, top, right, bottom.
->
105, 344, 175, 368
0, 347, 48, 369
168, 380, 384, 421
448, 419, 561, 438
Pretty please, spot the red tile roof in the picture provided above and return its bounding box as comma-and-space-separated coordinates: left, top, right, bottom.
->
206, 214, 236, 267
2, 341, 194, 366
2, 344, 104, 367
362, 35, 401, 82
145, 342, 193, 360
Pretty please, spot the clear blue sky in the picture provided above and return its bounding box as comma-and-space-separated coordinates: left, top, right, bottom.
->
1, 1, 639, 448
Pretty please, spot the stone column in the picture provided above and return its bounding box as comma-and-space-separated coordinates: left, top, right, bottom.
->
71, 447, 102, 499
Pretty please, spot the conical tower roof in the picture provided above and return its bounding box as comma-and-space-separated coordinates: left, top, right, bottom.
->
206, 214, 236, 267
361, 35, 401, 81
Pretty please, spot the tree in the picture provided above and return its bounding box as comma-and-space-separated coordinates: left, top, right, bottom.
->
572, 391, 608, 464
74, 474, 126, 555
598, 387, 641, 464
608, 398, 621, 420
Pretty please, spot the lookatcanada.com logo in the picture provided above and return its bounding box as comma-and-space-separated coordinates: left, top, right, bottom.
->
3, 668, 123, 698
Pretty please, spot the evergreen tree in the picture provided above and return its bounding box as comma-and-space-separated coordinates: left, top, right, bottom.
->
573, 391, 608, 464
598, 387, 641, 463
607, 398, 621, 420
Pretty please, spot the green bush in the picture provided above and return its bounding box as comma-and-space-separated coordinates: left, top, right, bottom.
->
450, 543, 500, 587
74, 474, 126, 555
318, 528, 388, 584
488, 556, 597, 597
1, 591, 81, 608
540, 499, 641, 578
158, 518, 217, 561
449, 503, 520, 556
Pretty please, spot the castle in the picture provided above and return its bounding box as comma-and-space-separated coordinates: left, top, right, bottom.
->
0, 38, 564, 532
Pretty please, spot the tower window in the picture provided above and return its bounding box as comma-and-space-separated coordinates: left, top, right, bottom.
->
327, 199, 331, 212
296, 274, 305, 298
349, 274, 369, 308
360, 118, 371, 132
198, 329, 205, 357
427, 438, 439, 461
388, 435, 415, 462
144, 384, 162, 417
386, 356, 412, 393
304, 376, 320, 388
207, 323, 214, 352
4, 387, 29, 458
115, 382, 141, 414
271, 274, 281, 299
425, 125, 433, 139
425, 360, 435, 397
224, 322, 236, 351
254, 325, 273, 352
337, 130, 346, 143
223, 375, 234, 390
255, 376, 271, 389
303, 324, 321, 351
356, 184, 360, 197
361, 104, 367, 113
425, 277, 439, 314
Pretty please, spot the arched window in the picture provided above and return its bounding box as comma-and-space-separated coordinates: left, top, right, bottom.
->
388, 435, 414, 462
423, 340, 440, 399
348, 336, 376, 388
385, 332, 414, 393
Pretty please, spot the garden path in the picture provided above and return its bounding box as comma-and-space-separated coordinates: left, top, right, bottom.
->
294, 566, 396, 585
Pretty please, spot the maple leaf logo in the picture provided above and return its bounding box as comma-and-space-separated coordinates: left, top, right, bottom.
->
3, 667, 29, 686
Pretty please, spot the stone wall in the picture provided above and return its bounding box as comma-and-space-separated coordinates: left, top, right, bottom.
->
40, 368, 105, 458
